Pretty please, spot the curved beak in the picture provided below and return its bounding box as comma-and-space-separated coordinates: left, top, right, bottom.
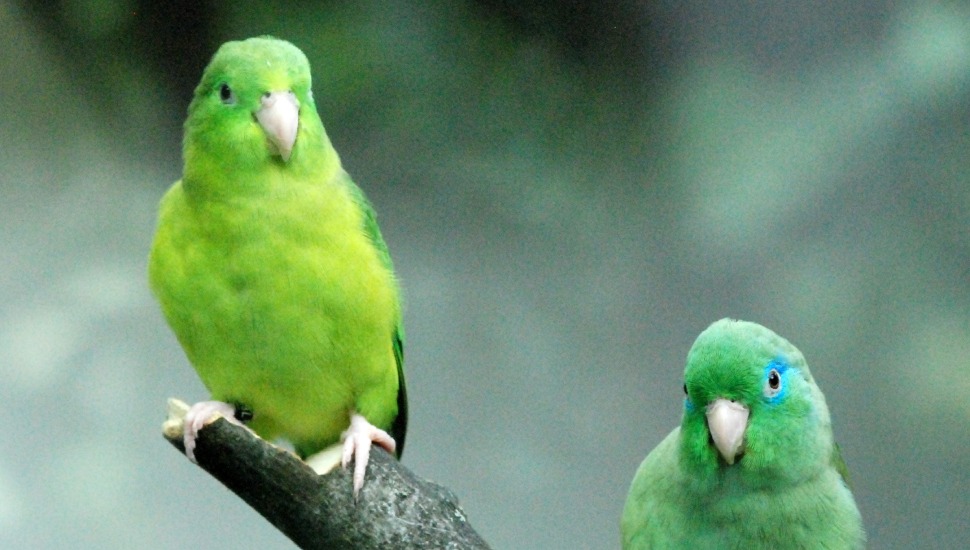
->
706, 398, 749, 465
256, 91, 299, 161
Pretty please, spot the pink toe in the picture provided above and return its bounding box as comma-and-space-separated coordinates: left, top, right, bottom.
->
339, 413, 398, 495
183, 401, 239, 462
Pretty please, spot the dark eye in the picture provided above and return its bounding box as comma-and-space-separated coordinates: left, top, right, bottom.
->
764, 368, 782, 398
683, 383, 688, 395
219, 83, 234, 103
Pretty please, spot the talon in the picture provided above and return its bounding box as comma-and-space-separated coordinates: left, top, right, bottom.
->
183, 400, 249, 462
340, 413, 396, 496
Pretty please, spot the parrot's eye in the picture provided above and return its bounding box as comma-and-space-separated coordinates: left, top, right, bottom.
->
764, 368, 782, 398
219, 83, 235, 104
683, 383, 688, 395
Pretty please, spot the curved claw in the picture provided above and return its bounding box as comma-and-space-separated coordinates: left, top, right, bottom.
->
183, 400, 243, 462
340, 413, 396, 497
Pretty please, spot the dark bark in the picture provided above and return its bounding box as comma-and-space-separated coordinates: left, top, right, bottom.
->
163, 399, 490, 550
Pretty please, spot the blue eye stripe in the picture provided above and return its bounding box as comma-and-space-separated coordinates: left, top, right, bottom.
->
763, 357, 794, 404
684, 396, 695, 412
766, 358, 790, 375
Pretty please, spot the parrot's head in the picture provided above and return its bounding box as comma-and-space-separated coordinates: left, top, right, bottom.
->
679, 319, 835, 490
182, 36, 334, 188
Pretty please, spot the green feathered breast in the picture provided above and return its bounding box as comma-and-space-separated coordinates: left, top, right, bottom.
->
149, 36, 406, 458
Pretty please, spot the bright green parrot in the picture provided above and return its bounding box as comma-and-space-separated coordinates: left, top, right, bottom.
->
621, 319, 864, 549
148, 36, 406, 494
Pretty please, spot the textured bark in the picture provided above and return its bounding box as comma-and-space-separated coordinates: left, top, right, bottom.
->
163, 399, 490, 549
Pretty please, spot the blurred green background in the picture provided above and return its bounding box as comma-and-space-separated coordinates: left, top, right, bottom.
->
2, 1, 968, 548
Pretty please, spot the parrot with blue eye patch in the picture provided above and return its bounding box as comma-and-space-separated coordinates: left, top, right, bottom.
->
148, 36, 406, 495
621, 318, 864, 549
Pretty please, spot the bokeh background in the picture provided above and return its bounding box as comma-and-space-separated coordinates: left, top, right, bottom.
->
2, 1, 968, 548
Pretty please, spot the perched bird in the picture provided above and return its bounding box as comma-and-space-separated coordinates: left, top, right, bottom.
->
621, 319, 864, 549
149, 36, 406, 494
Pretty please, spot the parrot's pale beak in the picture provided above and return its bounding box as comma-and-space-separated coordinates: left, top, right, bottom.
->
256, 90, 300, 161
706, 398, 749, 465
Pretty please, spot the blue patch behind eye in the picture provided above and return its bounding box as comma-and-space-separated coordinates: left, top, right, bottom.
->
684, 396, 694, 412
764, 357, 796, 405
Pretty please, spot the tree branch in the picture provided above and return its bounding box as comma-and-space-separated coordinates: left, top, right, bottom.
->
162, 399, 491, 549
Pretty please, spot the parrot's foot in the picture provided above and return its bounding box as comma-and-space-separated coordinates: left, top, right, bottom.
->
184, 400, 250, 462
341, 413, 396, 496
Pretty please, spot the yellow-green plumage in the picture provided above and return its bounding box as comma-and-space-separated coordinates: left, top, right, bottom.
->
149, 37, 406, 460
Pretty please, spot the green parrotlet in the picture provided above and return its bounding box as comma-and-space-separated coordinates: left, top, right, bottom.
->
148, 36, 406, 494
621, 319, 864, 548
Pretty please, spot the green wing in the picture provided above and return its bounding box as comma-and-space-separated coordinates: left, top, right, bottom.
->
391, 330, 407, 457
345, 176, 408, 458
832, 442, 852, 489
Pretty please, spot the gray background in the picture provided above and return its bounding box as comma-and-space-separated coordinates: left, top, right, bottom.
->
1, 2, 968, 548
